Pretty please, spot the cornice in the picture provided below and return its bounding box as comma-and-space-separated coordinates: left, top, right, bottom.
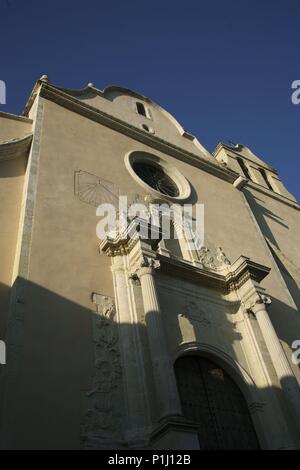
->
0, 111, 33, 124
100, 217, 270, 293
53, 83, 153, 104
158, 254, 226, 291
157, 254, 270, 293
34, 82, 238, 185
226, 256, 271, 291
0, 133, 33, 162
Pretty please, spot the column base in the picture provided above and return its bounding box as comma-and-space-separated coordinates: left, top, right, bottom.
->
150, 415, 200, 450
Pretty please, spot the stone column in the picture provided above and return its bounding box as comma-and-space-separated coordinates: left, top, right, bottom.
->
137, 256, 182, 420
250, 295, 300, 428
111, 256, 149, 443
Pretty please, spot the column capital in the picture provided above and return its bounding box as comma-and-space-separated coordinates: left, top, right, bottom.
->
246, 294, 272, 317
128, 255, 160, 283
137, 256, 160, 278
141, 255, 160, 270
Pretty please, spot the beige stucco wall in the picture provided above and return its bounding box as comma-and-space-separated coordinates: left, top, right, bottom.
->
246, 188, 300, 272
0, 114, 31, 336
244, 186, 300, 380
26, 98, 280, 307
0, 156, 27, 335
0, 113, 32, 141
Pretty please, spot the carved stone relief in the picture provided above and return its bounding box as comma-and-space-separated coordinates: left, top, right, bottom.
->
176, 296, 242, 345
179, 300, 211, 327
198, 245, 231, 270
248, 401, 266, 415
81, 294, 124, 449
140, 256, 160, 270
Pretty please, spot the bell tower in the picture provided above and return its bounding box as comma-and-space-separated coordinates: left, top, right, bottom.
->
213, 142, 296, 202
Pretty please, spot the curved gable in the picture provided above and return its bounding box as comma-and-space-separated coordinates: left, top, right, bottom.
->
43, 80, 212, 161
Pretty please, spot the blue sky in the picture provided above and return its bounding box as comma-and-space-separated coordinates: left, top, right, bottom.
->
0, 0, 299, 200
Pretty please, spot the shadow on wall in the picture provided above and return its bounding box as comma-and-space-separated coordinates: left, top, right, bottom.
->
0, 278, 299, 449
244, 190, 300, 362
161, 289, 300, 449
0, 282, 11, 339
243, 189, 289, 250
268, 247, 300, 313
242, 189, 300, 343
0, 156, 27, 179
0, 278, 98, 450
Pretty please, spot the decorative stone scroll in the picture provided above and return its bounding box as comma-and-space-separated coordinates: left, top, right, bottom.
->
129, 256, 160, 286
245, 294, 272, 318
140, 256, 161, 270
198, 245, 231, 270
81, 294, 123, 449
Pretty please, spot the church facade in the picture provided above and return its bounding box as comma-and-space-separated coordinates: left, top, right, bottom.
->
0, 76, 299, 449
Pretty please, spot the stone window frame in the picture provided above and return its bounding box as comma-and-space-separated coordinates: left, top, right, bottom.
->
135, 101, 152, 120
124, 151, 191, 202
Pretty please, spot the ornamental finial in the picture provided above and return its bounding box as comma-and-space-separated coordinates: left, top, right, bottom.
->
39, 75, 49, 82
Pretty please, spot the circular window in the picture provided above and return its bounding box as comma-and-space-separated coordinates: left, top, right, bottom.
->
125, 151, 191, 201
132, 161, 179, 197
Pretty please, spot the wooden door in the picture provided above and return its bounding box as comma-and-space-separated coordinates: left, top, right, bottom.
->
175, 356, 259, 449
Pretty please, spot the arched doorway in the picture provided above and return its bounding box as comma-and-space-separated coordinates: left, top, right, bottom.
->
175, 355, 259, 449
